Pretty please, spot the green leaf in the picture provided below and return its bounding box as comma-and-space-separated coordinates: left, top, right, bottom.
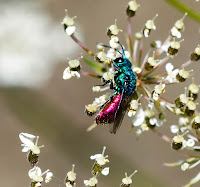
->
183, 172, 200, 187
165, 0, 200, 23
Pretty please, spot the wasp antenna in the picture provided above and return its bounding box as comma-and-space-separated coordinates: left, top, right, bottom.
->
97, 43, 123, 56
117, 41, 125, 56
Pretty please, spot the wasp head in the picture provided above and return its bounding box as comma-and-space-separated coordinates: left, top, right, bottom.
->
113, 57, 132, 68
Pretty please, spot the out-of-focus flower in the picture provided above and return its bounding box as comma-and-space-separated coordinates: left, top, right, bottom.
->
120, 170, 137, 187
29, 166, 51, 187
84, 176, 98, 187
19, 133, 43, 155
65, 165, 76, 187
0, 2, 79, 87
90, 146, 110, 176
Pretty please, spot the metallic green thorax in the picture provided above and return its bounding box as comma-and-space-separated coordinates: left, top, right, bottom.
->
113, 57, 137, 96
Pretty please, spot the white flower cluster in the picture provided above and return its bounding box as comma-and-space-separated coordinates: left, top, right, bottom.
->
19, 133, 53, 187
84, 147, 109, 187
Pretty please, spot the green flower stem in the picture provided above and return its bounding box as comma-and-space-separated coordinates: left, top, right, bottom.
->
83, 58, 104, 74
127, 17, 133, 63
165, 0, 200, 23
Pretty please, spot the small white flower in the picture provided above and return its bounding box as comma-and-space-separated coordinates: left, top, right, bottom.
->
194, 45, 200, 55
93, 94, 107, 106
128, 0, 139, 12
154, 83, 165, 94
66, 26, 76, 36
66, 182, 73, 187
135, 32, 142, 40
145, 16, 157, 30
186, 139, 195, 147
84, 176, 98, 187
170, 26, 181, 38
92, 86, 101, 92
132, 107, 145, 126
181, 163, 190, 171
109, 36, 120, 49
63, 67, 80, 80
102, 71, 114, 81
19, 133, 43, 155
143, 14, 158, 37
165, 63, 179, 83
106, 48, 121, 59
45, 172, 53, 183
108, 19, 122, 36
188, 81, 199, 94
132, 66, 142, 74
69, 59, 80, 70
179, 117, 189, 126
62, 10, 76, 26
90, 146, 109, 166
29, 166, 50, 183
101, 167, 110, 176
66, 164, 77, 182
186, 100, 197, 111
62, 10, 76, 35
121, 171, 137, 186
170, 125, 179, 133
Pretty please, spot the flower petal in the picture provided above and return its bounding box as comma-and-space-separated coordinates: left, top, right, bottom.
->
132, 107, 145, 127
101, 167, 109, 176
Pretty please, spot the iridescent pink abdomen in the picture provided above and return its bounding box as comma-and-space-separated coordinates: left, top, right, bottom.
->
96, 93, 122, 124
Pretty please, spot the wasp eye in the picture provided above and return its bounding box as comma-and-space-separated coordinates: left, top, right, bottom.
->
114, 57, 124, 63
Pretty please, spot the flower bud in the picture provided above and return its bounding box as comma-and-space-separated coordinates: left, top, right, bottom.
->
85, 104, 98, 116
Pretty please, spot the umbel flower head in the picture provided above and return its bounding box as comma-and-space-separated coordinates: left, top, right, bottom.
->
62, 2, 200, 185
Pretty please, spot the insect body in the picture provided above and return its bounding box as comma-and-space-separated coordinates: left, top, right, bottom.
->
96, 54, 137, 134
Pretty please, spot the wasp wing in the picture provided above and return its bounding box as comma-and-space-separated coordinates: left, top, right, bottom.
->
109, 95, 131, 134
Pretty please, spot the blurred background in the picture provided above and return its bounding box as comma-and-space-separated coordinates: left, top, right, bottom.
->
0, 0, 200, 186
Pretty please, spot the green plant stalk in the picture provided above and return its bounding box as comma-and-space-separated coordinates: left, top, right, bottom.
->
165, 0, 200, 23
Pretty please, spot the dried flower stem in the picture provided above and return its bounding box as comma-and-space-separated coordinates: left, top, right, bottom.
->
71, 34, 95, 56
155, 35, 172, 57
80, 70, 101, 78
180, 59, 192, 68
151, 128, 172, 143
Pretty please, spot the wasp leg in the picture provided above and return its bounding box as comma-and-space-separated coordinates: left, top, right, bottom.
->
95, 80, 110, 87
